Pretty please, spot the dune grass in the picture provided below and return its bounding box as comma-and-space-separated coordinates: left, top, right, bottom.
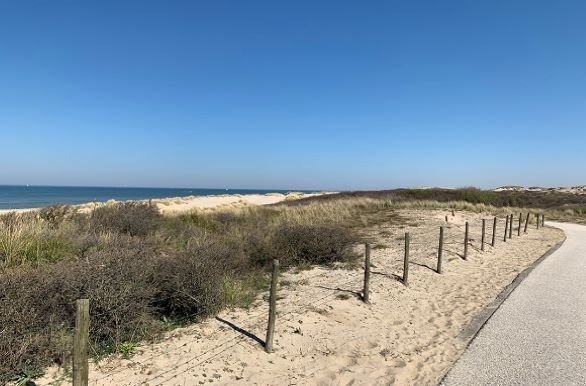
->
1, 188, 584, 382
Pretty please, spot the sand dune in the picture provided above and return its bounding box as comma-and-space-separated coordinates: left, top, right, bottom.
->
0, 192, 332, 215
38, 209, 564, 385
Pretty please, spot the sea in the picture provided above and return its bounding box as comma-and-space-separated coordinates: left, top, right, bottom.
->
0, 185, 313, 210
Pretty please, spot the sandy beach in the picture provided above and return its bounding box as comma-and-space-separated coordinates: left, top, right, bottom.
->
0, 192, 331, 216
37, 209, 564, 385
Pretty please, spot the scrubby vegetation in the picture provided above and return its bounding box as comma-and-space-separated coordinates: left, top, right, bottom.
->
0, 201, 366, 382
1, 188, 584, 382
288, 187, 586, 223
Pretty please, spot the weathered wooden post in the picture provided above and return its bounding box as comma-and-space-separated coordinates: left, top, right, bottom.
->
73, 299, 90, 386
518, 213, 522, 237
452, 209, 455, 217
481, 219, 486, 251
265, 259, 279, 353
508, 214, 513, 239
504, 215, 509, 242
524, 213, 530, 233
536, 213, 540, 229
463, 222, 469, 260
403, 232, 410, 286
437, 226, 444, 274
363, 243, 371, 303
445, 215, 448, 223
491, 216, 497, 247
542, 214, 545, 227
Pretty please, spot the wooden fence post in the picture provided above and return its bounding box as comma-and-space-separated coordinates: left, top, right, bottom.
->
491, 217, 497, 247
451, 209, 455, 217
504, 215, 509, 242
403, 232, 410, 286
542, 214, 545, 227
481, 219, 486, 251
445, 215, 448, 223
517, 213, 522, 237
363, 243, 371, 303
536, 214, 540, 229
508, 214, 513, 239
524, 212, 530, 233
73, 299, 89, 386
463, 222, 469, 260
265, 259, 279, 353
437, 226, 444, 274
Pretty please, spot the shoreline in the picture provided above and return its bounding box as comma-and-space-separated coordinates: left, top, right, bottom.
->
0, 191, 335, 215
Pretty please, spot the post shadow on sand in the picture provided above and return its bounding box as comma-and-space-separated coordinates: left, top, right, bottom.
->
409, 261, 437, 272
215, 316, 265, 348
314, 285, 362, 299
443, 247, 465, 259
372, 270, 403, 282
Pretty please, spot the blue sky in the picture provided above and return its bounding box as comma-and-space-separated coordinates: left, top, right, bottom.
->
1, 1, 585, 190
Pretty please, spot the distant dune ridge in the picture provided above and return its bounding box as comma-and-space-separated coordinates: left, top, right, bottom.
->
494, 185, 586, 194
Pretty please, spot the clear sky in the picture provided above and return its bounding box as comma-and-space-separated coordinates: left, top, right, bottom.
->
1, 1, 585, 190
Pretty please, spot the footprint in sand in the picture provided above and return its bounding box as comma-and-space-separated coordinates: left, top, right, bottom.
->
389, 358, 407, 368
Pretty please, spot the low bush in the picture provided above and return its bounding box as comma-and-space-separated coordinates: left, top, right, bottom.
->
90, 202, 161, 236
39, 205, 73, 228
0, 241, 226, 382
271, 223, 356, 267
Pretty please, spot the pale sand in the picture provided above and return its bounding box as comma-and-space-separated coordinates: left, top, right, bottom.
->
495, 185, 586, 194
38, 209, 564, 386
0, 192, 331, 216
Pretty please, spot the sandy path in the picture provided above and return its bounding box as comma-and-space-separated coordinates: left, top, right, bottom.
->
441, 221, 585, 386
39, 210, 564, 386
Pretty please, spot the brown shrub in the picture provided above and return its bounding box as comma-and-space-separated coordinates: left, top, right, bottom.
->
0, 239, 227, 382
270, 224, 356, 267
153, 251, 224, 319
39, 205, 73, 228
90, 202, 161, 236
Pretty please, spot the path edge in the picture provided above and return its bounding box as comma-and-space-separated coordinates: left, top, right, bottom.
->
439, 227, 567, 384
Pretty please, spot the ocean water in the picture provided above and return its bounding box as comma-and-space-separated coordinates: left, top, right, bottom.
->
0, 186, 312, 210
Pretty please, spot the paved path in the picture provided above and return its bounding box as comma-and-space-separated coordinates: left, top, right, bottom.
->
442, 222, 586, 386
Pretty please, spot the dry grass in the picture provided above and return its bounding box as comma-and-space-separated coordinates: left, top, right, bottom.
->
1, 190, 583, 382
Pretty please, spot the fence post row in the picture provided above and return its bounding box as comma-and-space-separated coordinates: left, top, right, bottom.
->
265, 259, 279, 353
363, 243, 371, 303
437, 226, 444, 274
463, 222, 469, 260
403, 232, 410, 286
524, 212, 530, 233
73, 299, 90, 386
491, 216, 497, 247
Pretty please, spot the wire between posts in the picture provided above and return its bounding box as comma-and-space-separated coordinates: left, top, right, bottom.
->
89, 214, 514, 383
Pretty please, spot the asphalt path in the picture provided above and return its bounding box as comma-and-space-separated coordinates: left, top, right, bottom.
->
442, 222, 586, 386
